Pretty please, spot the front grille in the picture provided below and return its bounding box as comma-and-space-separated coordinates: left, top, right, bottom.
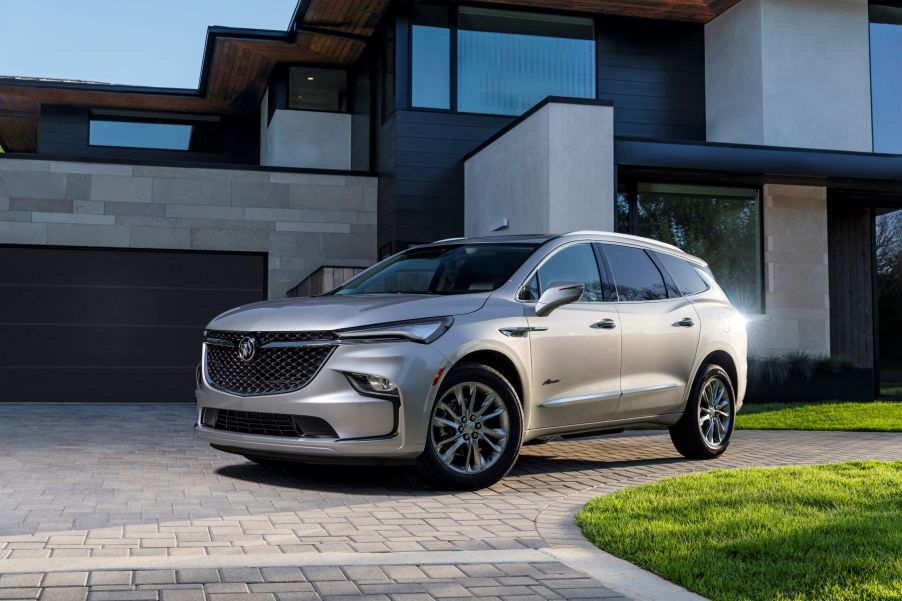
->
205, 330, 335, 396
202, 408, 339, 438
213, 409, 300, 437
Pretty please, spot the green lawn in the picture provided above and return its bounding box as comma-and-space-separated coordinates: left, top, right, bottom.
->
577, 461, 902, 601
736, 401, 902, 432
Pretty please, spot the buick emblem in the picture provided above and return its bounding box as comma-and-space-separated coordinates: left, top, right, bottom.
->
237, 337, 257, 362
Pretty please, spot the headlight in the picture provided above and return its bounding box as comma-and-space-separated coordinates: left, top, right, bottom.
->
336, 317, 453, 344
343, 372, 400, 399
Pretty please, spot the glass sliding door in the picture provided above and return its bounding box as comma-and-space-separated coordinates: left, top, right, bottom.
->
876, 208, 902, 397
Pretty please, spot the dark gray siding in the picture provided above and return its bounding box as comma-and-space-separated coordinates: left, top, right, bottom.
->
351, 54, 373, 172
597, 17, 706, 140
377, 110, 512, 254
828, 197, 875, 368
38, 105, 258, 164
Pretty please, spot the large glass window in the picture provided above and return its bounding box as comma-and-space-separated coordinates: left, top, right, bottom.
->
876, 208, 902, 397
870, 4, 902, 153
88, 115, 221, 152
457, 7, 595, 115
617, 183, 763, 313
288, 67, 347, 112
412, 3, 451, 109
333, 243, 538, 295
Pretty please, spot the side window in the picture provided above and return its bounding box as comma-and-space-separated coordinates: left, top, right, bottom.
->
520, 274, 540, 301
536, 243, 604, 302
654, 252, 710, 296
602, 244, 668, 301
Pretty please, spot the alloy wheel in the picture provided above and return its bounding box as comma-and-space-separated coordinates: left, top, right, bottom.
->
698, 377, 732, 448
430, 382, 510, 474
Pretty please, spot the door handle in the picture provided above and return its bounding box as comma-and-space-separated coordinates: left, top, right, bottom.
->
591, 318, 617, 330
675, 317, 695, 328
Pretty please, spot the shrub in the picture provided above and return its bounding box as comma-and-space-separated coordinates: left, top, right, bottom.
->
748, 352, 856, 387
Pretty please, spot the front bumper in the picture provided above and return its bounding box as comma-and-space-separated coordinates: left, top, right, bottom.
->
194, 339, 449, 461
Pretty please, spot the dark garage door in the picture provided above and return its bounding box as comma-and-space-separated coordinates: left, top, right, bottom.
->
0, 246, 266, 402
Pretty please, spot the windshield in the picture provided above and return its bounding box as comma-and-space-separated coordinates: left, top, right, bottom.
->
333, 243, 539, 295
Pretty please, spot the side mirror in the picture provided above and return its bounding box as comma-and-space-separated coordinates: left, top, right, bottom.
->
535, 281, 584, 317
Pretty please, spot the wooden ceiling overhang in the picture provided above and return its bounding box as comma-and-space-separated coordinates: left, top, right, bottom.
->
0, 0, 736, 153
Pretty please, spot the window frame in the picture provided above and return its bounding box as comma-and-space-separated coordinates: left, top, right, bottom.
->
516, 240, 613, 304
406, 2, 598, 116
616, 179, 766, 313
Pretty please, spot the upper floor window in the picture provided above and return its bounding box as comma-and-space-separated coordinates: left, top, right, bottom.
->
412, 3, 451, 110
88, 112, 222, 152
288, 67, 348, 112
870, 3, 902, 153
410, 3, 596, 116
617, 183, 762, 313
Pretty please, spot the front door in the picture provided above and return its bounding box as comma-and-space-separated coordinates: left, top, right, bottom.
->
600, 243, 700, 418
523, 243, 622, 431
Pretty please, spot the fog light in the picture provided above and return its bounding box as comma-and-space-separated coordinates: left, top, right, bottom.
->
344, 372, 399, 399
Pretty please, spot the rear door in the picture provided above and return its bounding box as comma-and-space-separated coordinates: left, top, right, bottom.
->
599, 243, 700, 418
524, 242, 622, 430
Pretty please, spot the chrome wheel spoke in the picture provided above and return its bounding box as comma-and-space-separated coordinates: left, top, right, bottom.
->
432, 415, 458, 429
441, 437, 466, 463
439, 402, 461, 423
481, 435, 502, 453
473, 393, 497, 418
478, 407, 504, 421
470, 440, 484, 471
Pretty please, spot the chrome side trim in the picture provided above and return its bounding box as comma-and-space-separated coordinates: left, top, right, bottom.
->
621, 383, 679, 396
499, 326, 548, 337
541, 390, 620, 407
541, 383, 680, 408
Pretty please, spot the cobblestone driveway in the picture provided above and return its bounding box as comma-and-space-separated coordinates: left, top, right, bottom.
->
1, 403, 900, 601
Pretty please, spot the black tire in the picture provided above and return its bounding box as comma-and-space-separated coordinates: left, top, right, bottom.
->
417, 362, 523, 490
669, 364, 736, 459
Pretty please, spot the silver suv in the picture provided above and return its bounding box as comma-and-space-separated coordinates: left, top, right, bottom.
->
195, 232, 747, 489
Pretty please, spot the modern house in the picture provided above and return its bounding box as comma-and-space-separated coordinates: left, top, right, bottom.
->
0, 0, 899, 403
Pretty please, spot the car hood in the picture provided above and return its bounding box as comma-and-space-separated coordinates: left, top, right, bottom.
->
206, 293, 490, 332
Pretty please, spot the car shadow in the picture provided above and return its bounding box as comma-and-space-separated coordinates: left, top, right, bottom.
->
214, 451, 690, 493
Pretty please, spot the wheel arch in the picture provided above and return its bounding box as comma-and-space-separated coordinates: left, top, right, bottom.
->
698, 350, 738, 394
447, 349, 526, 406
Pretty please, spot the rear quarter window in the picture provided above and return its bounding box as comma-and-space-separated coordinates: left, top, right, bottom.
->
655, 252, 710, 296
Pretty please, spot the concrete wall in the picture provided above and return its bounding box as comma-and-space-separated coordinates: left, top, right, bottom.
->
0, 158, 377, 298
706, 0, 873, 152
747, 184, 831, 357
260, 89, 353, 171
464, 102, 615, 237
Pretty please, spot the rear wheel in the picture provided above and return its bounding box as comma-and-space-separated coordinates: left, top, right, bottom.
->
669, 364, 735, 459
417, 362, 523, 490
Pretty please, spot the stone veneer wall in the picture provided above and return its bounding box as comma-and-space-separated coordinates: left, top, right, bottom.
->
747, 184, 830, 357
0, 158, 377, 298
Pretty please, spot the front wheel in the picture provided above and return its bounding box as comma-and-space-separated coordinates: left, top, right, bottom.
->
417, 362, 523, 490
669, 364, 735, 459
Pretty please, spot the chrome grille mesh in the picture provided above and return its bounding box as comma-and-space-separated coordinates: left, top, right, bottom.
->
204, 330, 335, 396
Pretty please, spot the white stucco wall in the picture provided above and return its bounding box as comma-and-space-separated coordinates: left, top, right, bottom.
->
464, 102, 614, 237
706, 0, 873, 152
259, 89, 352, 170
